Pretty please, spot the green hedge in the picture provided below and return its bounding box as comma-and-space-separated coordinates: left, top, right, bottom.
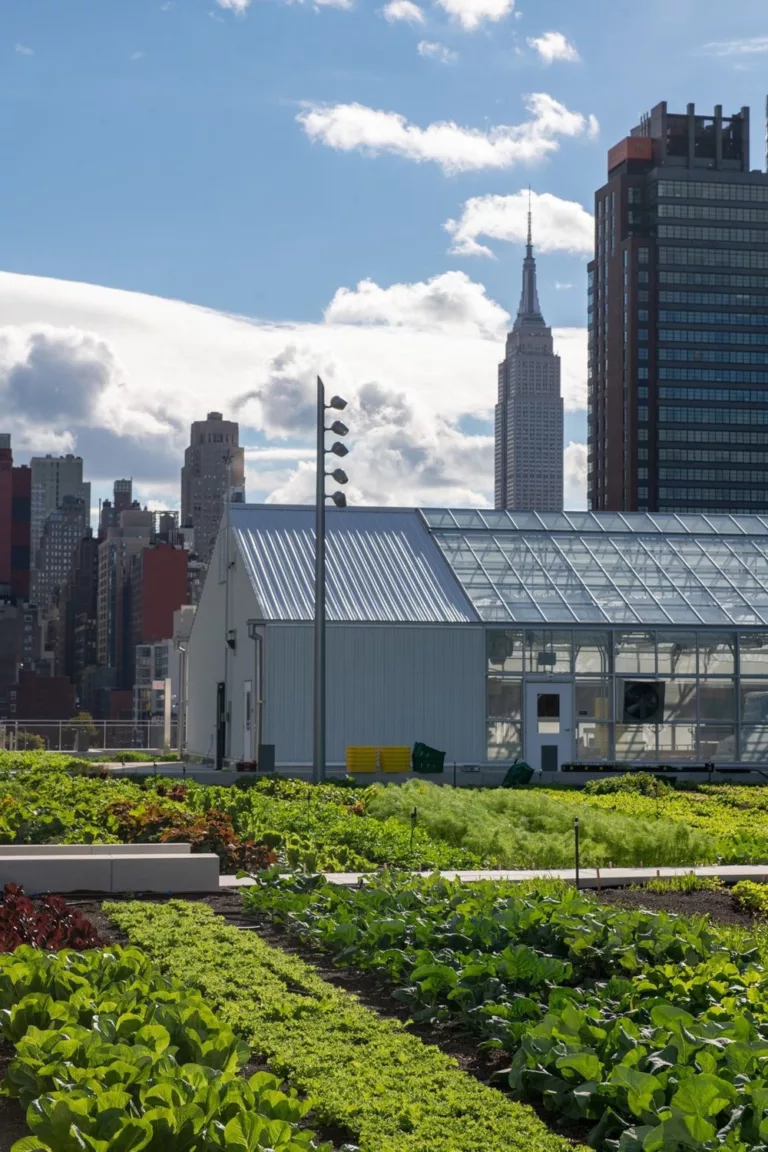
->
106, 900, 583, 1152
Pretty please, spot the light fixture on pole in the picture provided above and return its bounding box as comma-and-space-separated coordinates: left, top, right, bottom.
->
314, 377, 350, 784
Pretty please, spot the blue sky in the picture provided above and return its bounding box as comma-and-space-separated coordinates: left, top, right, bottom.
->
2, 0, 768, 511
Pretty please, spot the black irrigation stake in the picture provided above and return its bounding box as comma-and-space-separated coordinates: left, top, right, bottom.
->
574, 817, 580, 891
409, 806, 418, 858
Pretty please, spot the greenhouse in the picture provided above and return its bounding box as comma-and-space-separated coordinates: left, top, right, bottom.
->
186, 505, 768, 770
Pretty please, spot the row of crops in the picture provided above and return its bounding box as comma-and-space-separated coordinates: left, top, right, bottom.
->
7, 753, 768, 867
242, 871, 768, 1152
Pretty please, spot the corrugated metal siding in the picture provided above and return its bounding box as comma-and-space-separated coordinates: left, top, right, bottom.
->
231, 505, 475, 624
265, 623, 485, 764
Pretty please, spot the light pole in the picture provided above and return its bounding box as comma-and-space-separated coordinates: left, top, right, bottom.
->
314, 375, 349, 784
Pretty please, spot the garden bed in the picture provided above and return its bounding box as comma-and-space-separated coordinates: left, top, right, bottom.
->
594, 883, 756, 927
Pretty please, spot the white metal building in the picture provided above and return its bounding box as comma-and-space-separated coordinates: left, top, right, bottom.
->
185, 505, 768, 771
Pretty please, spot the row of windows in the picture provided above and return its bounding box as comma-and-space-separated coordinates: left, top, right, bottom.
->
657, 180, 768, 203
659, 329, 768, 346
659, 468, 768, 483
659, 487, 768, 502
659, 224, 768, 244
659, 448, 768, 464
659, 366, 768, 383
660, 247, 768, 269
660, 406, 768, 425
660, 270, 768, 290
659, 310, 768, 327
659, 348, 768, 365
658, 386, 768, 403
657, 202, 768, 224
659, 291, 768, 307
660, 505, 768, 514
659, 427, 768, 445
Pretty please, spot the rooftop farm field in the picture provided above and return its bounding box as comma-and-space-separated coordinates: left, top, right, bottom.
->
242, 870, 768, 1152
0, 753, 737, 869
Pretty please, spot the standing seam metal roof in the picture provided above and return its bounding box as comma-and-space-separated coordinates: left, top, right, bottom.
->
231, 506, 476, 624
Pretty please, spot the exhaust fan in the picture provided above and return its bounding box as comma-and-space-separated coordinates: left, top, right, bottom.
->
622, 681, 665, 724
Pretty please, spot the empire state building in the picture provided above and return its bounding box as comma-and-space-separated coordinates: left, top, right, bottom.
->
494, 210, 563, 510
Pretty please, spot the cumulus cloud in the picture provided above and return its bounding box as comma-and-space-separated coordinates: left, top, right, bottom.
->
417, 40, 457, 63
445, 188, 594, 257
383, 0, 425, 22
324, 271, 508, 338
14, 43, 34, 56
564, 441, 587, 509
0, 271, 587, 510
528, 31, 579, 64
434, 0, 514, 32
298, 93, 599, 174
215, 0, 251, 11
0, 328, 118, 423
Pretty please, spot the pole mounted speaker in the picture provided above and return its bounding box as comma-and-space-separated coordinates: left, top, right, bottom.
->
622, 681, 665, 724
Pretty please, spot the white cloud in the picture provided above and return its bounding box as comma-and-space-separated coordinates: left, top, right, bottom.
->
528, 31, 579, 64
14, 43, 34, 56
215, 0, 250, 11
0, 271, 586, 510
445, 188, 593, 258
129, 51, 145, 61
554, 281, 575, 291
564, 441, 587, 509
417, 40, 457, 63
383, 0, 424, 22
298, 92, 599, 175
700, 36, 768, 56
434, 0, 514, 32
325, 271, 507, 337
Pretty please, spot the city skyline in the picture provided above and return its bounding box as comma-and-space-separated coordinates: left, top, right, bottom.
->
3, 2, 768, 513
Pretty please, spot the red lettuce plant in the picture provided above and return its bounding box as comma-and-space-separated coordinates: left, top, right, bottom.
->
0, 884, 102, 952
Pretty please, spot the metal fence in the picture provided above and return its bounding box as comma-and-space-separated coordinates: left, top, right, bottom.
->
0, 721, 179, 754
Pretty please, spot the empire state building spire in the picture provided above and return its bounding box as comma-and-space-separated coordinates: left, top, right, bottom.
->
515, 191, 544, 325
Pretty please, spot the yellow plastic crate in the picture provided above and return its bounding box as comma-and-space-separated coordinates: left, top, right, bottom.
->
379, 746, 411, 773
346, 746, 378, 773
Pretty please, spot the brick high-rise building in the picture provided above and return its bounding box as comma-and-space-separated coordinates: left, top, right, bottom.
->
495, 210, 563, 510
588, 101, 768, 513
181, 412, 244, 564
0, 435, 31, 601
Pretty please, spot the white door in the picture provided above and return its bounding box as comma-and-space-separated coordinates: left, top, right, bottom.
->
525, 682, 573, 772
243, 680, 253, 762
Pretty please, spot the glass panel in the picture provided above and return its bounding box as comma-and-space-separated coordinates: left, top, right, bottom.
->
478, 511, 513, 530
658, 724, 697, 761
486, 630, 524, 672
739, 633, 768, 675
575, 681, 611, 720
615, 631, 656, 674
450, 510, 486, 528
741, 726, 768, 762
662, 680, 697, 721
657, 632, 697, 675
741, 683, 768, 724
421, 509, 456, 528
698, 633, 736, 675
699, 726, 736, 762
618, 679, 665, 723
699, 680, 735, 722
574, 631, 613, 673
524, 630, 572, 673
508, 512, 545, 530
537, 693, 560, 734
576, 722, 612, 762
615, 724, 656, 760
487, 678, 522, 719
486, 721, 521, 761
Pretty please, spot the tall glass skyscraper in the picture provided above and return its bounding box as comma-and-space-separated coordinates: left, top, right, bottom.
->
495, 211, 563, 511
588, 101, 768, 513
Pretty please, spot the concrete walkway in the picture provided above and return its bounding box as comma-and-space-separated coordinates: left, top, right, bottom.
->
221, 864, 768, 890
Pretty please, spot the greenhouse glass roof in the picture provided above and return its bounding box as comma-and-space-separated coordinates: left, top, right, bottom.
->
422, 509, 768, 627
